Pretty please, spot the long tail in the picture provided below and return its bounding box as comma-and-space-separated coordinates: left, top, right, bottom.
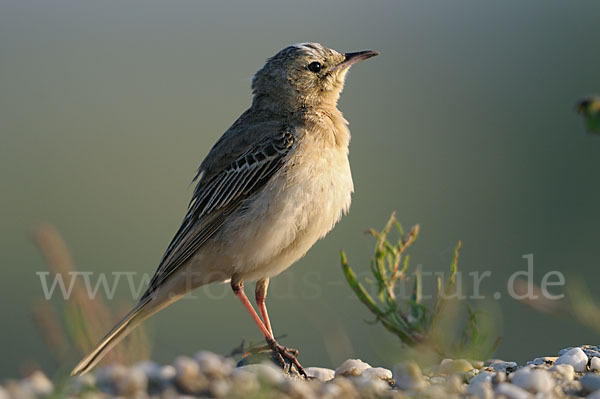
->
70, 296, 160, 376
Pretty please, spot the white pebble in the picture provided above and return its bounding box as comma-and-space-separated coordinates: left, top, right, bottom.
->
283, 377, 317, 399
230, 368, 259, 394
469, 371, 494, 385
195, 351, 234, 377
581, 374, 600, 392
335, 359, 371, 376
353, 376, 390, 395
592, 357, 600, 372
174, 355, 208, 394
115, 367, 148, 397
511, 367, 553, 393
438, 358, 473, 374
305, 367, 335, 381
551, 363, 575, 381
555, 347, 588, 372
174, 355, 200, 379
467, 380, 493, 399
527, 356, 556, 366
238, 362, 285, 385
21, 371, 53, 396
210, 379, 231, 398
320, 382, 342, 397
393, 362, 426, 390
362, 367, 392, 381
487, 360, 517, 373
495, 382, 530, 399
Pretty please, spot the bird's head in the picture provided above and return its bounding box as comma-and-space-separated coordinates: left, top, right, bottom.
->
252, 42, 378, 111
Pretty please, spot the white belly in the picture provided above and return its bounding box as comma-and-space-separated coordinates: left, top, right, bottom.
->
206, 137, 353, 282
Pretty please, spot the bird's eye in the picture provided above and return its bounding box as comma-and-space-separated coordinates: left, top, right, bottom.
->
307, 61, 323, 73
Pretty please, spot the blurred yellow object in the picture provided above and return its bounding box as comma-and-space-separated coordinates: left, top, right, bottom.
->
577, 96, 600, 133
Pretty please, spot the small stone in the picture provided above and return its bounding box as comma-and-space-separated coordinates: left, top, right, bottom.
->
567, 345, 600, 360
334, 359, 371, 377
438, 359, 473, 375
445, 374, 466, 394
486, 360, 518, 373
555, 347, 588, 372
209, 379, 231, 398
133, 361, 167, 393
526, 356, 556, 366
95, 364, 129, 395
3, 381, 34, 399
469, 360, 485, 369
429, 376, 445, 384
328, 377, 357, 398
581, 374, 600, 392
592, 357, 600, 372
393, 362, 426, 390
0, 387, 8, 399
464, 368, 479, 383
362, 367, 393, 381
68, 373, 96, 395
469, 371, 494, 386
492, 371, 506, 384
174, 355, 209, 394
21, 371, 54, 397
320, 382, 342, 397
511, 367, 553, 393
564, 379, 583, 396
283, 377, 317, 399
551, 363, 575, 381
230, 368, 260, 394
495, 382, 530, 399
305, 367, 335, 382
467, 380, 493, 399
115, 367, 148, 398
194, 351, 233, 378
422, 384, 447, 398
353, 376, 390, 395
238, 362, 285, 385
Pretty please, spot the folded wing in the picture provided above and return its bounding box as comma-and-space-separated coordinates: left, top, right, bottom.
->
141, 129, 294, 299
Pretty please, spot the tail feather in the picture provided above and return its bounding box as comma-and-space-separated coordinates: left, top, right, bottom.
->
70, 299, 151, 376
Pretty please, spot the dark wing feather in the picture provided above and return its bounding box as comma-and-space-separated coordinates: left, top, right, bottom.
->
141, 129, 294, 299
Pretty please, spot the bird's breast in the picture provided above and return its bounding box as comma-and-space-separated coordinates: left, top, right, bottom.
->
215, 124, 353, 280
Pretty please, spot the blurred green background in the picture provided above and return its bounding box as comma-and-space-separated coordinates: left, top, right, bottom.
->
1, 0, 600, 378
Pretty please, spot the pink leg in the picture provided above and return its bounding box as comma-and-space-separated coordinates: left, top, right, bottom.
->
255, 278, 273, 337
231, 280, 272, 339
231, 278, 306, 378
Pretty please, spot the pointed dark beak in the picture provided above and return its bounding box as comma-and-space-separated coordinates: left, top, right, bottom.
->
332, 50, 379, 71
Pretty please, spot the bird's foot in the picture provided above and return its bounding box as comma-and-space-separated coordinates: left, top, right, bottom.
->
267, 338, 307, 378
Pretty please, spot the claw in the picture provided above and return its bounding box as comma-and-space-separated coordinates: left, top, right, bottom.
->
267, 338, 307, 378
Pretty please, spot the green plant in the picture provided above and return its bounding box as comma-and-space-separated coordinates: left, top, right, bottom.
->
340, 212, 499, 360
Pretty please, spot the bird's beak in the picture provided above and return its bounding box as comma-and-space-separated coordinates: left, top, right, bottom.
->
331, 50, 379, 71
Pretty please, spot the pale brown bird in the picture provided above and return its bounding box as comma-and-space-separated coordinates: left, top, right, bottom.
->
71, 42, 378, 377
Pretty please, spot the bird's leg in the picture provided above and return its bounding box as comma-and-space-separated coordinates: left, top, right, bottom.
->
255, 278, 305, 376
231, 277, 306, 377
231, 279, 272, 339
255, 278, 273, 337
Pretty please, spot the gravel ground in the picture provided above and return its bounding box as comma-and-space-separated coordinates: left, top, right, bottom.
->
6, 345, 600, 398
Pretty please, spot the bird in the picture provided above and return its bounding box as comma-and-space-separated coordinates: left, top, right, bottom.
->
577, 96, 600, 133
70, 42, 379, 377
